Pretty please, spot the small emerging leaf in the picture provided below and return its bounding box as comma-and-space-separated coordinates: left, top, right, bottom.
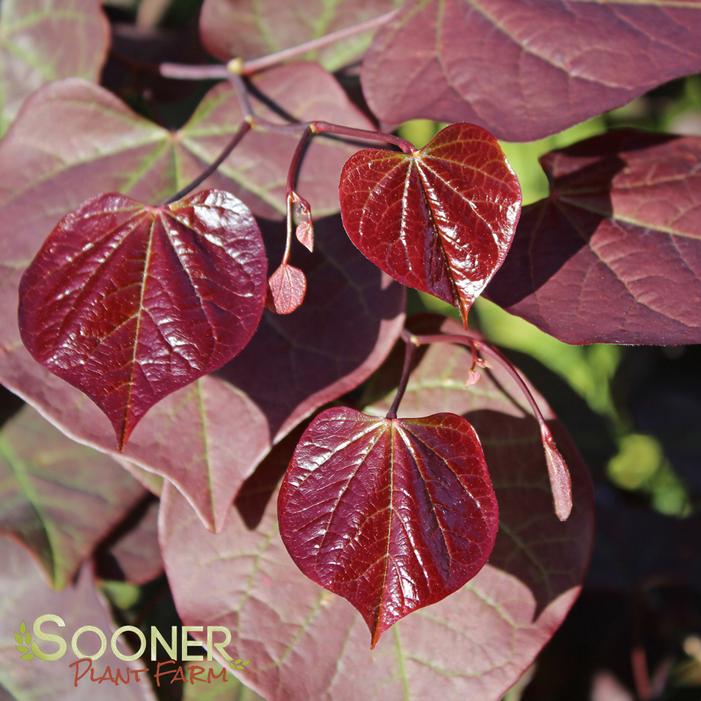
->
339, 123, 521, 325
292, 193, 314, 252
278, 406, 499, 646
18, 189, 268, 448
541, 427, 573, 522
266, 263, 307, 315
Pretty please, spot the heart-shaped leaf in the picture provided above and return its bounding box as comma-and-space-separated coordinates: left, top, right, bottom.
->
0, 405, 146, 589
0, 0, 108, 134
18, 189, 267, 448
266, 263, 307, 314
278, 407, 498, 647
487, 131, 701, 345
200, 0, 399, 71
361, 0, 701, 141
339, 123, 521, 324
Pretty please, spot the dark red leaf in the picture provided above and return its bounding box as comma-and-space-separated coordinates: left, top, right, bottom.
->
200, 0, 398, 71
361, 0, 701, 141
278, 407, 498, 647
18, 189, 267, 448
0, 0, 108, 134
0, 406, 145, 589
160, 328, 593, 698
266, 263, 307, 314
339, 123, 521, 324
487, 131, 701, 345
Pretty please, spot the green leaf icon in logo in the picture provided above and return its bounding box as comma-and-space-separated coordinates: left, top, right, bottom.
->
14, 622, 33, 661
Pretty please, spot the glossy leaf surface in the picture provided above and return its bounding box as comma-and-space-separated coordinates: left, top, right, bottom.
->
0, 406, 145, 589
200, 0, 398, 71
339, 123, 521, 324
0, 0, 108, 134
487, 131, 701, 345
161, 320, 593, 700
278, 407, 498, 646
19, 190, 267, 447
362, 0, 701, 141
3, 209, 404, 530
0, 538, 156, 700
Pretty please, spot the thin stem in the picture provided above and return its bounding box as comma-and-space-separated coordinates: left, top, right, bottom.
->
159, 9, 397, 83
239, 10, 398, 75
407, 332, 551, 429
160, 63, 231, 81
312, 121, 414, 153
286, 126, 314, 196
283, 192, 294, 266
386, 338, 418, 419
163, 121, 252, 204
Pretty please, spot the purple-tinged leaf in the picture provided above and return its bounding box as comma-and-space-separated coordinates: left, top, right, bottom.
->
542, 426, 573, 522
266, 264, 307, 314
339, 123, 521, 324
160, 321, 593, 700
0, 0, 108, 133
0, 538, 156, 700
278, 407, 498, 647
0, 405, 145, 590
200, 0, 399, 71
487, 131, 701, 345
19, 190, 267, 448
3, 213, 404, 531
95, 499, 162, 585
361, 0, 701, 141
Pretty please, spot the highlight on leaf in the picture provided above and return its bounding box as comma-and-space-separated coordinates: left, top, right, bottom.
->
277, 406, 499, 647
18, 189, 268, 449
339, 123, 521, 325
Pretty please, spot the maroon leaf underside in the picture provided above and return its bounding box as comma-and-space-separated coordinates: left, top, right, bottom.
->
361, 0, 701, 141
160, 323, 593, 700
0, 538, 156, 701
487, 131, 701, 345
339, 123, 521, 325
0, 405, 146, 589
199, 0, 399, 71
19, 190, 268, 448
0, 0, 108, 133
5, 210, 404, 531
278, 407, 498, 647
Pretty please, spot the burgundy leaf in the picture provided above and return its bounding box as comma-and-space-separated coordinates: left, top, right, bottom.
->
266, 263, 307, 314
278, 407, 498, 646
0, 0, 108, 133
0, 539, 156, 700
4, 210, 404, 531
361, 0, 701, 141
160, 319, 593, 700
487, 131, 701, 345
339, 123, 521, 324
19, 190, 267, 448
200, 0, 398, 71
0, 406, 145, 589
